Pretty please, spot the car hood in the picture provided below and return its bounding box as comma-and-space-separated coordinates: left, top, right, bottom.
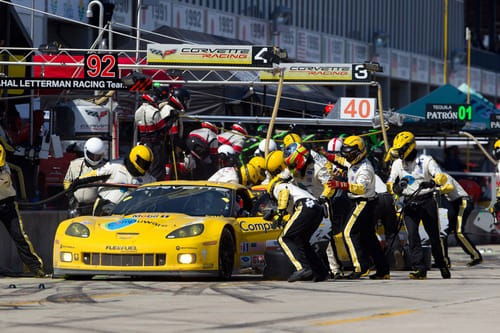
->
73, 213, 230, 237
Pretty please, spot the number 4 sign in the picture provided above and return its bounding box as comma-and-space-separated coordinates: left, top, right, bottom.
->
339, 97, 376, 120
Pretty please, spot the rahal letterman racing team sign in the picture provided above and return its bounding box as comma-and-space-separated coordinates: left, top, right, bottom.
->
147, 44, 275, 67
259, 63, 371, 82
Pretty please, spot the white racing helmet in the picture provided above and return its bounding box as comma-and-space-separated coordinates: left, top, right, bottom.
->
217, 144, 235, 157
258, 139, 277, 153
84, 137, 105, 166
327, 137, 343, 153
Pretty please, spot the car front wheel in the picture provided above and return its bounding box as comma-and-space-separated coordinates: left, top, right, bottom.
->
218, 228, 235, 280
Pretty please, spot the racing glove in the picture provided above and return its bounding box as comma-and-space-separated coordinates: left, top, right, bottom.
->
328, 180, 349, 191
393, 179, 408, 195
328, 180, 365, 195
439, 183, 455, 194
433, 173, 448, 186
272, 209, 287, 228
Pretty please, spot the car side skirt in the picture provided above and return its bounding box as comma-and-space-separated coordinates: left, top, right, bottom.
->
53, 268, 219, 277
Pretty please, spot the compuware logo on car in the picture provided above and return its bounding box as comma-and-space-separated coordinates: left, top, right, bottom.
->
104, 218, 137, 231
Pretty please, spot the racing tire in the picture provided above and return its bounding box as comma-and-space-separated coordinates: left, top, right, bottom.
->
217, 228, 235, 280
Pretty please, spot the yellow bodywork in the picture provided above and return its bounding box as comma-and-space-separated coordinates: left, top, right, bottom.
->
53, 181, 283, 278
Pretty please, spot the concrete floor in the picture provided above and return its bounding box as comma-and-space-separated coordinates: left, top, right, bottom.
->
1, 245, 500, 333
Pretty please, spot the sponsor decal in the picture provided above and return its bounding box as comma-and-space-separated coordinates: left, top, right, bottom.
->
252, 255, 265, 266
104, 218, 137, 231
149, 48, 177, 58
250, 242, 266, 252
259, 63, 370, 81
131, 214, 170, 219
85, 109, 108, 122
105, 245, 137, 251
265, 240, 279, 249
137, 220, 168, 228
240, 242, 249, 253
240, 256, 251, 268
239, 221, 278, 233
425, 104, 472, 122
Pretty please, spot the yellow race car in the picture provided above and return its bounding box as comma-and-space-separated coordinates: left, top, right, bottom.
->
53, 181, 282, 279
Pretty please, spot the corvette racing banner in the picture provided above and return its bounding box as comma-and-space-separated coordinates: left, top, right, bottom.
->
147, 44, 273, 67
259, 63, 371, 82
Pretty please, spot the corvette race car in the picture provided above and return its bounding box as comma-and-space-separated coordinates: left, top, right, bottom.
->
53, 181, 283, 279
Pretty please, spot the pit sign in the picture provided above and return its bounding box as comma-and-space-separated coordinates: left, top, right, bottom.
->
147, 44, 274, 67
339, 97, 376, 120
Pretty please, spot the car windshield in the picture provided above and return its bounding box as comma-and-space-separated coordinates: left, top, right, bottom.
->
112, 185, 233, 217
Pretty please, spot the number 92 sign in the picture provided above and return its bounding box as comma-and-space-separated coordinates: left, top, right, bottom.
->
84, 54, 119, 79
339, 97, 376, 120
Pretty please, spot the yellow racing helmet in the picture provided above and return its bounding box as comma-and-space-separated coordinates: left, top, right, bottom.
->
249, 156, 266, 182
240, 163, 260, 186
391, 131, 416, 160
494, 139, 500, 160
129, 145, 153, 175
0, 144, 5, 167
341, 136, 367, 165
265, 150, 286, 175
283, 133, 302, 148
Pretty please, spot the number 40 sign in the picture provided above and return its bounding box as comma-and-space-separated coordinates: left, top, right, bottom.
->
339, 97, 376, 120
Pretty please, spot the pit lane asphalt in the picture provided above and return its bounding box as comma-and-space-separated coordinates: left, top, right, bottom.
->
1, 245, 500, 333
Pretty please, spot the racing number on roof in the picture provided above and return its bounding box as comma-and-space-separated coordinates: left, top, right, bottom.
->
84, 54, 119, 79
352, 64, 369, 81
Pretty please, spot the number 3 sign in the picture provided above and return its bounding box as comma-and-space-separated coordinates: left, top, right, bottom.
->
339, 97, 376, 120
84, 54, 119, 79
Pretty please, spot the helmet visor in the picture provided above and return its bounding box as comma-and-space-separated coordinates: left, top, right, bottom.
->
341, 145, 359, 163
135, 155, 151, 173
86, 151, 103, 163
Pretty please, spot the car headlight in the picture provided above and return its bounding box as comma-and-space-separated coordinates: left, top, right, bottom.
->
166, 224, 204, 239
65, 222, 90, 238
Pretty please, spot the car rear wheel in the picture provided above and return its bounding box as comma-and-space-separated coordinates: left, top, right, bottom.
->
218, 228, 235, 280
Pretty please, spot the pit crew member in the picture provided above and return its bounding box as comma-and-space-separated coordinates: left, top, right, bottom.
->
64, 137, 106, 217
329, 136, 389, 279
0, 144, 45, 277
267, 177, 328, 282
387, 131, 450, 280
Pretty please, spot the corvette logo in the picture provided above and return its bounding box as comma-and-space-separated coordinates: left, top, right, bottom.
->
85, 109, 108, 122
150, 48, 177, 59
